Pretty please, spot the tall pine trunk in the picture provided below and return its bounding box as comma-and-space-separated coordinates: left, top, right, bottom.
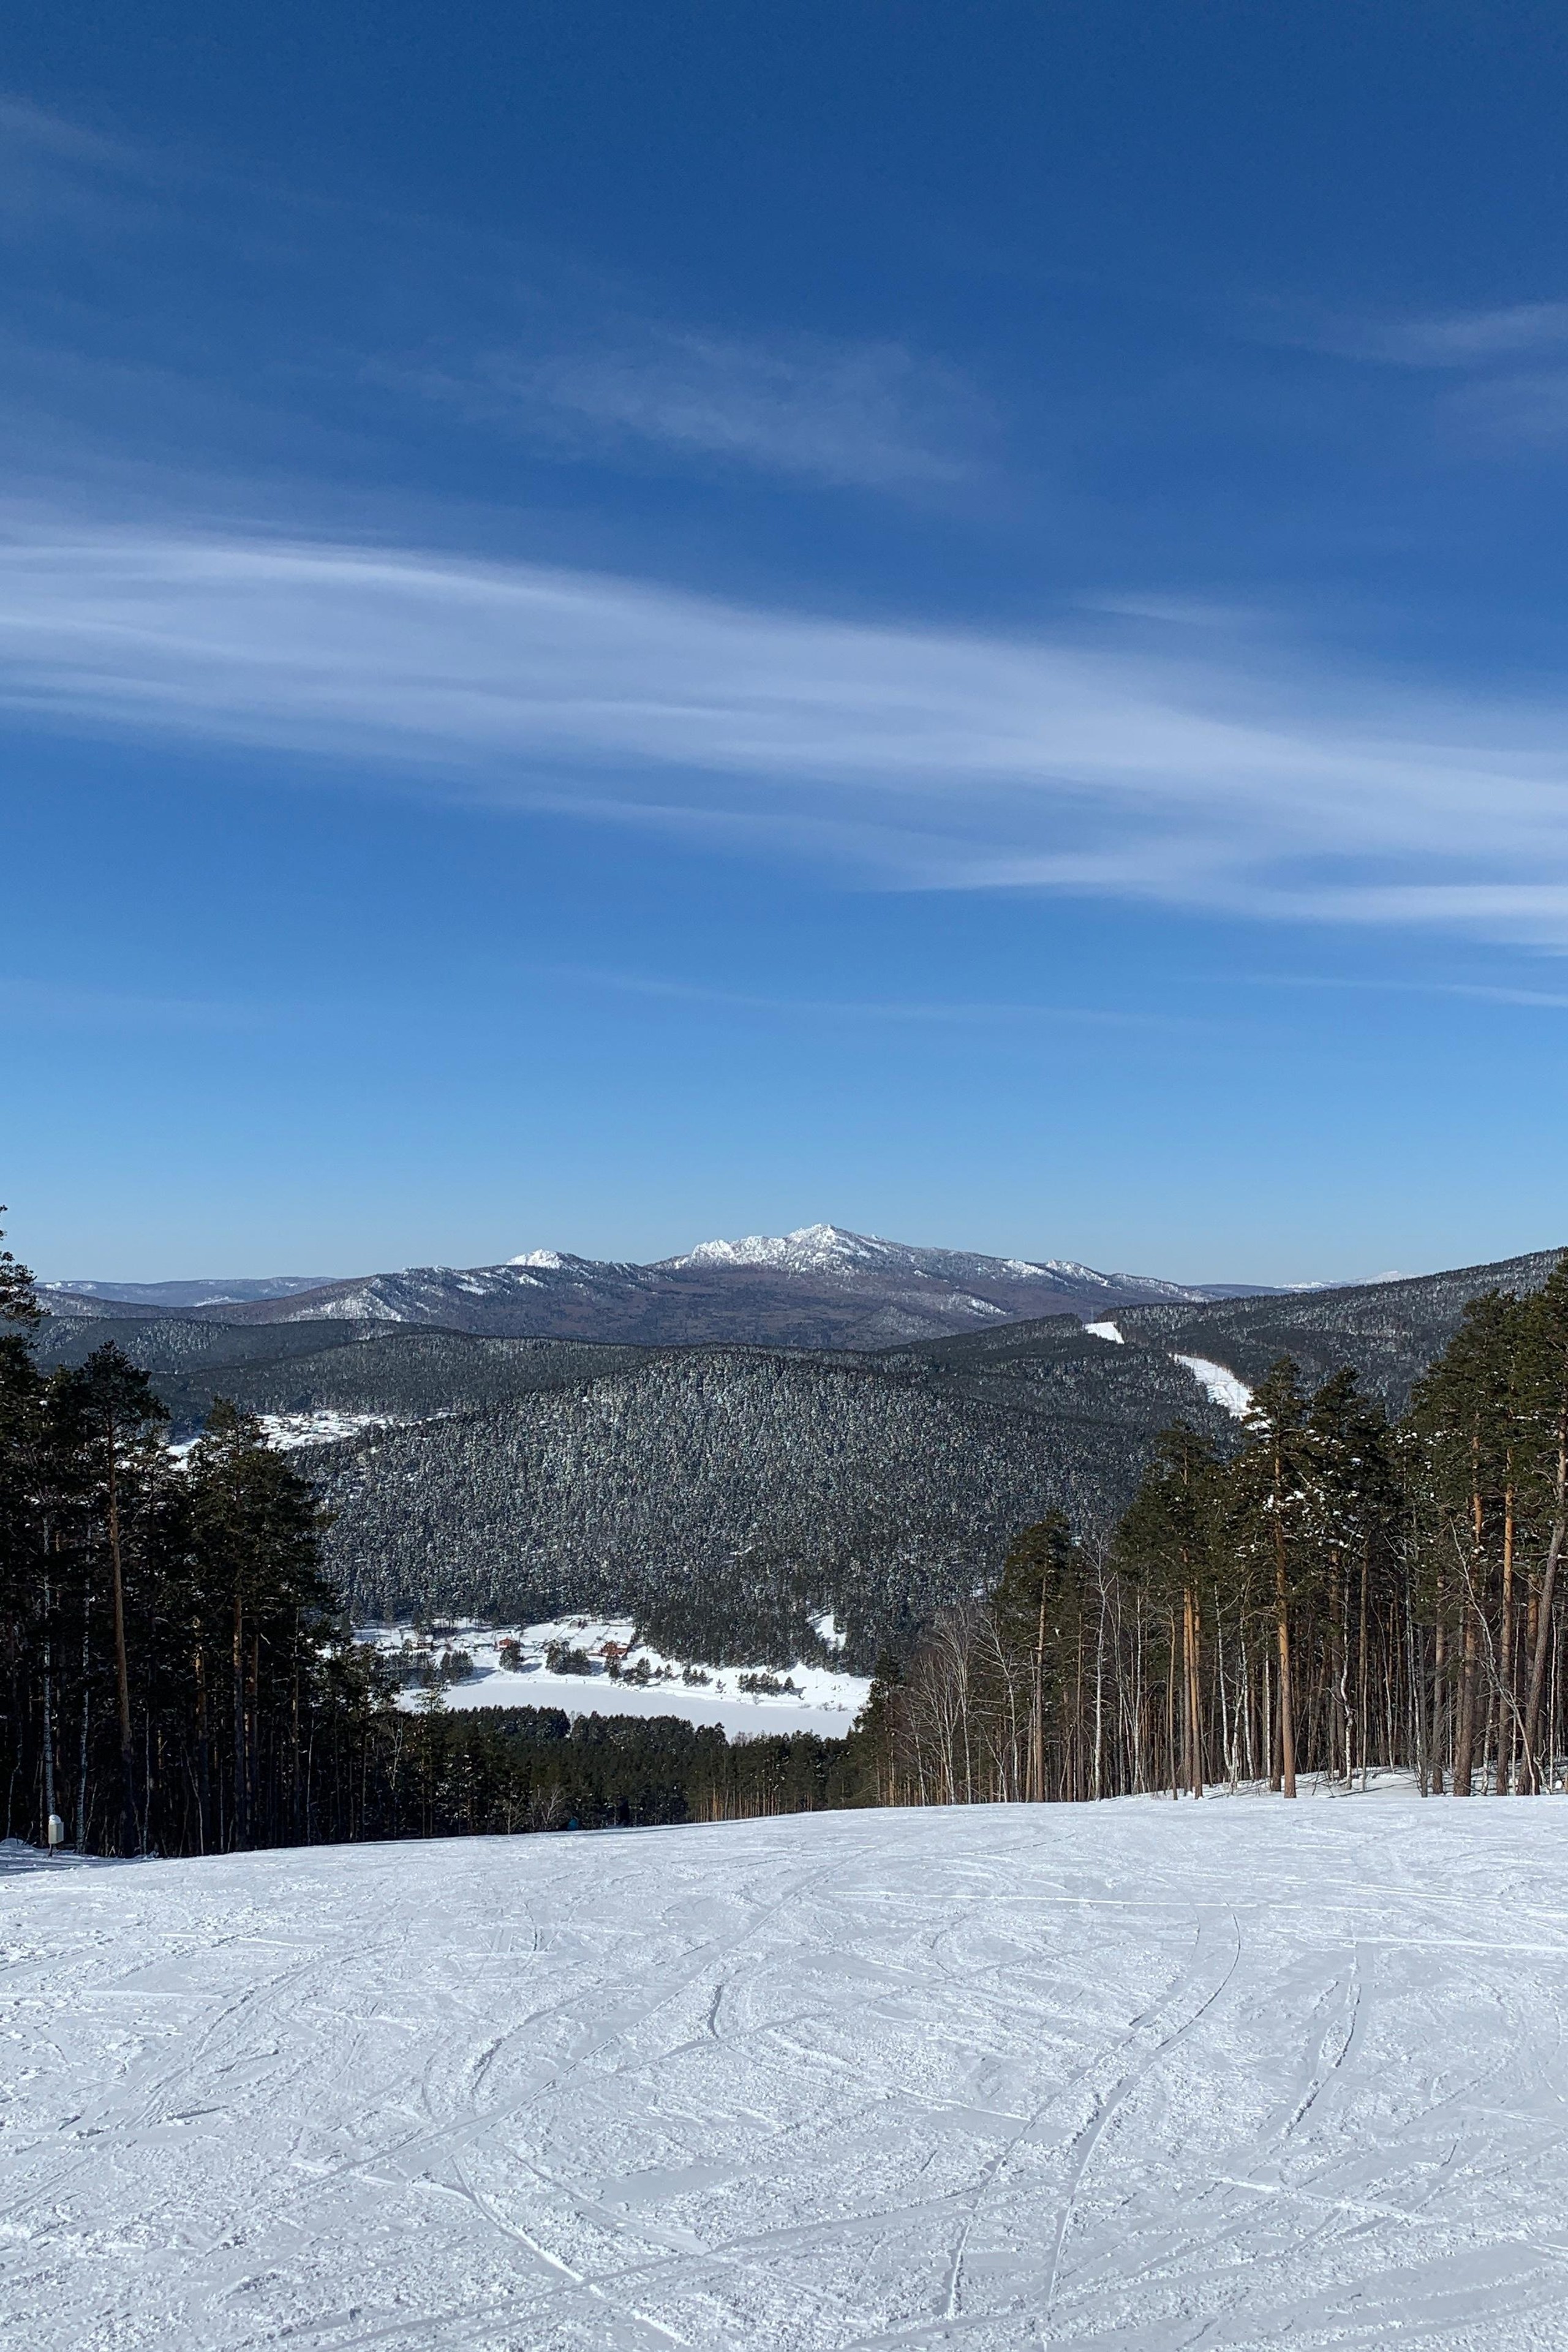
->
1522, 1406, 1567, 1792
232, 1589, 249, 1849
105, 1430, 138, 1855
1274, 1488, 1297, 1798
1497, 1480, 1516, 1793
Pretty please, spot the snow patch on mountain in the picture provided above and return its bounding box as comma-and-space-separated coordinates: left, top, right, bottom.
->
260, 1411, 412, 1450
280, 1286, 402, 1321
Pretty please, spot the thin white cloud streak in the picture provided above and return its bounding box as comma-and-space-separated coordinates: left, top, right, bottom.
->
1310, 300, 1568, 368
1250, 974, 1568, 1012
546, 966, 1189, 1028
413, 328, 983, 490
1294, 299, 1568, 451
0, 91, 982, 502
1442, 368, 1568, 448
7, 518, 1568, 941
0, 97, 128, 172
0, 975, 274, 1033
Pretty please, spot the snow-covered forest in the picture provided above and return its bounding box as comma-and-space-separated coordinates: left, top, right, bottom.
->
10, 1209, 1568, 1858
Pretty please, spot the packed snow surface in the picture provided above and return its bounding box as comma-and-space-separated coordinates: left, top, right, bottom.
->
360, 1618, 870, 1735
9, 1791, 1568, 2349
1082, 1319, 1123, 1343
1175, 1351, 1254, 1419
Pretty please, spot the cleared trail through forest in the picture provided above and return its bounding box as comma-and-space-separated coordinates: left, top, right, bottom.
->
6, 1792, 1568, 2349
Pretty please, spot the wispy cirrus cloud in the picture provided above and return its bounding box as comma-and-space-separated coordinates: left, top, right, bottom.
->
1316, 299, 1568, 369
0, 95, 139, 192
1290, 296, 1568, 449
0, 974, 275, 1033
0, 93, 986, 503
6, 514, 1568, 945
544, 965, 1188, 1028
409, 326, 986, 491
1441, 367, 1568, 447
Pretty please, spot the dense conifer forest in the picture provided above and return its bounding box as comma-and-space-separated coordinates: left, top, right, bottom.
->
0, 1219, 865, 1854
869, 1264, 1568, 1804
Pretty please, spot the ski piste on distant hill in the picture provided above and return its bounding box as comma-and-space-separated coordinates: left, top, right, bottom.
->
39, 1222, 1302, 1348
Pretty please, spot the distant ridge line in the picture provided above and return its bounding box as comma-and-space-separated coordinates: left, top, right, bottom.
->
37, 1221, 1281, 1349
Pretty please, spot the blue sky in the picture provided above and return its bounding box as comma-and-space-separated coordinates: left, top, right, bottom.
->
6, 1, 1568, 1283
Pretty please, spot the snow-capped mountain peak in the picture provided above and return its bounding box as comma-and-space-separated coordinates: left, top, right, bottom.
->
668, 1223, 893, 1275
663, 1225, 1168, 1293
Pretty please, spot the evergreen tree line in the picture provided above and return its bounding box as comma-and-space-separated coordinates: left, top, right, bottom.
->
0, 1217, 380, 1853
362, 1707, 864, 1836
861, 1261, 1568, 1806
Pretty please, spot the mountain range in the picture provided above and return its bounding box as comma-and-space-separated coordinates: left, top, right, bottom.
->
40, 1223, 1293, 1349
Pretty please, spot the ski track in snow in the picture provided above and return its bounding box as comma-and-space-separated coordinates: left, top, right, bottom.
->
7, 1795, 1568, 2348
1174, 1352, 1254, 1419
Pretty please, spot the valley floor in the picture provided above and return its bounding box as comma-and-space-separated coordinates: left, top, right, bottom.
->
5, 1791, 1568, 2348
360, 1616, 870, 1736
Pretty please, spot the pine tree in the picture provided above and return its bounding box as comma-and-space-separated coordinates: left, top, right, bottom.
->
1112, 1426, 1222, 1798
989, 1512, 1082, 1800
1513, 1259, 1568, 1791
1306, 1368, 1398, 1786
184, 1400, 343, 1849
1408, 1292, 1521, 1795
0, 1210, 42, 1330
52, 1346, 172, 1853
1232, 1358, 1317, 1798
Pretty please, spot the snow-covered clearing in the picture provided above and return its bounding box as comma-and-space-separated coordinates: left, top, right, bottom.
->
7, 1792, 1568, 2350
258, 1409, 410, 1450
1082, 1319, 1123, 1343
168, 1411, 414, 1464
358, 1618, 870, 1736
1175, 1352, 1254, 1419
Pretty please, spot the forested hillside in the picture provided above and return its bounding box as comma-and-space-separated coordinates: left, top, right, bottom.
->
317, 1339, 1237, 1663
906, 1247, 1564, 1412
876, 1262, 1568, 1808
27, 1242, 1567, 1667
31, 1316, 650, 1430
1113, 1246, 1564, 1405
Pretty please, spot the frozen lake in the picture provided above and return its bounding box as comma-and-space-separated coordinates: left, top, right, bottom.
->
6, 1789, 1568, 2347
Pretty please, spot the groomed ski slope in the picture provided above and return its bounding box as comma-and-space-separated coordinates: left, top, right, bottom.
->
6, 1791, 1568, 2350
